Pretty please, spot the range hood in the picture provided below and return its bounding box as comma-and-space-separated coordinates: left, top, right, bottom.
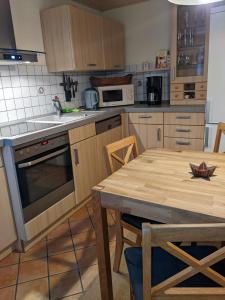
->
0, 0, 43, 63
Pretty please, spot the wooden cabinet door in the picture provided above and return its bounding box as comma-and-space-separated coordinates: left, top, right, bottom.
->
129, 123, 163, 154
96, 126, 122, 181
70, 136, 98, 204
0, 168, 17, 251
102, 18, 125, 70
71, 6, 104, 71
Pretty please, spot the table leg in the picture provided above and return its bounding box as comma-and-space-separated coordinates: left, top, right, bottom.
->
93, 191, 114, 300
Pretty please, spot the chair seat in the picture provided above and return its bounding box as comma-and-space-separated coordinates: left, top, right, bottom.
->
121, 213, 161, 229
125, 246, 225, 300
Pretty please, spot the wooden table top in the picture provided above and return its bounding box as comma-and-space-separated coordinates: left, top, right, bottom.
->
94, 149, 225, 223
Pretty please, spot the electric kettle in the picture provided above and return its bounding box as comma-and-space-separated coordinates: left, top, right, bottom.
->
83, 88, 99, 110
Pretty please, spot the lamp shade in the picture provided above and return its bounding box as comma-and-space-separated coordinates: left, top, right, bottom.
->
168, 0, 223, 4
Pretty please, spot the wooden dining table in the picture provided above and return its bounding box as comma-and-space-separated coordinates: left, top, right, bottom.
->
92, 149, 225, 300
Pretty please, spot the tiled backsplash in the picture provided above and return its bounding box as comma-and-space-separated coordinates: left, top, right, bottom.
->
0, 63, 170, 125
0, 65, 90, 124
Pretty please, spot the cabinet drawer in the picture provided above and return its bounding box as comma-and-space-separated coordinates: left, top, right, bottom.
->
164, 125, 205, 139
69, 123, 96, 145
196, 82, 207, 91
171, 91, 183, 101
171, 84, 183, 92
196, 90, 207, 100
164, 137, 204, 151
164, 113, 205, 125
129, 113, 163, 124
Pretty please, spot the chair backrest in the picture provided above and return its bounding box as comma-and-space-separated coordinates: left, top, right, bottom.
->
142, 223, 225, 300
105, 135, 139, 173
214, 122, 225, 152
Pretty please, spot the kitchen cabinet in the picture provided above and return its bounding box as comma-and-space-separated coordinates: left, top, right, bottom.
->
164, 112, 205, 151
96, 126, 122, 181
41, 5, 125, 72
102, 17, 125, 70
128, 113, 164, 153
71, 136, 99, 204
41, 5, 104, 72
129, 123, 163, 154
170, 5, 210, 105
0, 162, 17, 253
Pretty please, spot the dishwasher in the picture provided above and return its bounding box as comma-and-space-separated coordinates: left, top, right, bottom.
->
95, 114, 122, 135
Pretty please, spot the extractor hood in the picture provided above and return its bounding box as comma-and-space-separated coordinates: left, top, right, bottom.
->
0, 0, 43, 63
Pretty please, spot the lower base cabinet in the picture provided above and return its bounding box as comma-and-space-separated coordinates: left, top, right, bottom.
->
164, 137, 204, 151
129, 123, 163, 153
0, 167, 17, 251
71, 135, 98, 204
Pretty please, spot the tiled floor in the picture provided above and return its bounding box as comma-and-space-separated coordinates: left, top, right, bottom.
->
0, 202, 124, 300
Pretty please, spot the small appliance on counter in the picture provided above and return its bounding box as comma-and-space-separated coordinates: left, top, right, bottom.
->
83, 88, 99, 110
147, 76, 163, 105
97, 84, 134, 108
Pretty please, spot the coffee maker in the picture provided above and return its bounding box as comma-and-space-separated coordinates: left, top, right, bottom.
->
147, 76, 162, 105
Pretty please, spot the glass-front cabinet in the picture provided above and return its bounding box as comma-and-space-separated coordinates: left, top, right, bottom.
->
171, 5, 210, 105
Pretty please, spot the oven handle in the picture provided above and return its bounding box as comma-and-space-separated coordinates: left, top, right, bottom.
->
17, 146, 69, 169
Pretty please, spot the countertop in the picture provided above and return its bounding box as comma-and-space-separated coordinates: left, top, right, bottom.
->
0, 104, 205, 147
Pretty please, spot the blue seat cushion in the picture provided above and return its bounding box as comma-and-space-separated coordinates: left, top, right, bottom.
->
121, 213, 162, 229
125, 246, 225, 300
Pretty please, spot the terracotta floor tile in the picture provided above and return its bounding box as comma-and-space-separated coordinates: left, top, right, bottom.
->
70, 218, 93, 235
0, 265, 18, 288
0, 285, 16, 300
16, 277, 49, 300
18, 258, 48, 283
49, 270, 82, 300
47, 222, 71, 240
20, 240, 47, 262
69, 207, 89, 221
72, 230, 96, 250
47, 236, 73, 256
75, 246, 97, 268
80, 265, 99, 290
0, 252, 20, 267
48, 251, 77, 276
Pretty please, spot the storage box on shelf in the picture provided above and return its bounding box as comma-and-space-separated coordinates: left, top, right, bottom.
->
170, 5, 210, 105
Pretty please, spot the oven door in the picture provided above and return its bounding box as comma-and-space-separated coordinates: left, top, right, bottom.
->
16, 145, 74, 222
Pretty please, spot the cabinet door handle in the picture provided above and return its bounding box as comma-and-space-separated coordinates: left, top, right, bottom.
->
114, 65, 121, 68
74, 149, 79, 165
139, 115, 152, 119
87, 63, 97, 67
176, 116, 191, 120
176, 128, 191, 133
157, 128, 161, 141
172, 67, 175, 81
176, 141, 191, 146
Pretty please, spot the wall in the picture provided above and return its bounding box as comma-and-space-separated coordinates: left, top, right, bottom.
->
104, 0, 172, 66
0, 65, 91, 124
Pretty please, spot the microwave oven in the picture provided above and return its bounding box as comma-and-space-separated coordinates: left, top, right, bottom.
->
97, 84, 134, 108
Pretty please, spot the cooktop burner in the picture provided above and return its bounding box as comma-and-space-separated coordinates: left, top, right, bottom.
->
0, 122, 58, 138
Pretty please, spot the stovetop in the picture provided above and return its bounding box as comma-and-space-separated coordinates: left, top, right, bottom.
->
0, 122, 58, 138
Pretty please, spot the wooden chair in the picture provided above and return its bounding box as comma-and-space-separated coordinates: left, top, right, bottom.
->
125, 223, 225, 300
106, 136, 162, 273
214, 122, 225, 152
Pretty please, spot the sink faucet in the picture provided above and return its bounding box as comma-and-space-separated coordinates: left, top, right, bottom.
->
52, 97, 63, 116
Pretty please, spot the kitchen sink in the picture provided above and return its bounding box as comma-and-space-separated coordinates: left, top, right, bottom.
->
29, 111, 103, 124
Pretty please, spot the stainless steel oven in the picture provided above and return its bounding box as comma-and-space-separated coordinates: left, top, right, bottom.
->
14, 133, 74, 222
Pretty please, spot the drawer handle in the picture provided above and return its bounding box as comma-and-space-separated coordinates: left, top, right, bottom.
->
139, 115, 152, 119
74, 149, 79, 165
176, 141, 191, 146
176, 128, 191, 133
87, 63, 97, 67
157, 128, 161, 141
114, 65, 121, 68
176, 116, 191, 120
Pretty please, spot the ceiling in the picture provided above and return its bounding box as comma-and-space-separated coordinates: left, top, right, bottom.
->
75, 0, 149, 11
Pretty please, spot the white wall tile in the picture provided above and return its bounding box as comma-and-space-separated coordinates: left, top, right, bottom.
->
7, 110, 17, 121
0, 101, 6, 111
0, 112, 8, 123
3, 88, 13, 99
21, 87, 30, 98
0, 66, 10, 77
13, 87, 22, 99
9, 66, 19, 76
6, 99, 15, 111
15, 98, 24, 109
1, 77, 12, 88
25, 107, 33, 118
18, 65, 27, 76
17, 109, 25, 119
11, 76, 21, 88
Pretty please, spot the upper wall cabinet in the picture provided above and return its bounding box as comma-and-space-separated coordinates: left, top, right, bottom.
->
170, 5, 210, 105
102, 17, 125, 70
41, 5, 125, 72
